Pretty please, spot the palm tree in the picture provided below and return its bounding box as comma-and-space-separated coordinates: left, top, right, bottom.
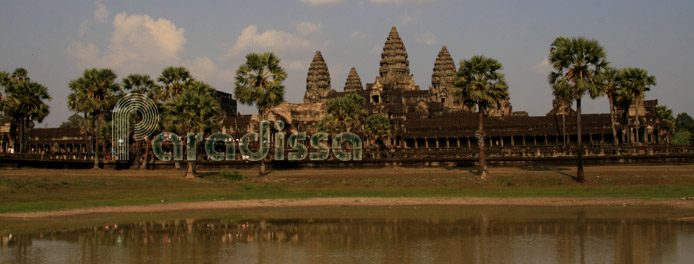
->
365, 114, 391, 150
2, 74, 51, 154
234, 52, 286, 176
452, 55, 509, 179
655, 105, 674, 144
548, 37, 608, 183
68, 68, 122, 169
326, 94, 368, 132
122, 74, 163, 169
162, 80, 221, 178
158, 66, 193, 99
615, 67, 656, 144
594, 67, 620, 146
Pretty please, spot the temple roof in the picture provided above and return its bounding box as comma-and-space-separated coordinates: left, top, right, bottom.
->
304, 51, 331, 103
344, 67, 363, 93
379, 27, 410, 78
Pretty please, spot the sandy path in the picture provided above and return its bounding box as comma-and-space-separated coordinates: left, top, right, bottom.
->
2, 197, 694, 219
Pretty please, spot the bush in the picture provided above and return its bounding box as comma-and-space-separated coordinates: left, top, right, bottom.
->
672, 130, 692, 146
220, 170, 245, 181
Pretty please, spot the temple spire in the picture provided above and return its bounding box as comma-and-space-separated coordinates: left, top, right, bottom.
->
303, 51, 331, 103
431, 46, 455, 90
379, 26, 410, 78
344, 67, 363, 93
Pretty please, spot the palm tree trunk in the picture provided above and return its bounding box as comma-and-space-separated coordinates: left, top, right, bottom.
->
185, 161, 196, 178
576, 98, 585, 183
141, 137, 150, 169
634, 98, 641, 144
562, 113, 566, 147
258, 109, 266, 176
477, 105, 487, 179
93, 112, 100, 169
608, 94, 618, 147
134, 140, 141, 169
625, 107, 632, 145
17, 119, 24, 154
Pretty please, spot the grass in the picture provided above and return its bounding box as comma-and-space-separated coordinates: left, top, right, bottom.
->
1, 165, 693, 213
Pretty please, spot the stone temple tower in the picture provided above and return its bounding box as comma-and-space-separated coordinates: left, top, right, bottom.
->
429, 46, 458, 108
371, 27, 418, 91
344, 67, 363, 93
303, 51, 332, 103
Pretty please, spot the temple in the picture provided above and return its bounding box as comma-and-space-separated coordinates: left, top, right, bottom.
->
0, 26, 681, 163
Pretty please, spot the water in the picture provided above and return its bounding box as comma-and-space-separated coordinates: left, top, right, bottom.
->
1, 206, 693, 264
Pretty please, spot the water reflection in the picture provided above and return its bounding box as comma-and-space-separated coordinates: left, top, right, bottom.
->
1, 206, 693, 264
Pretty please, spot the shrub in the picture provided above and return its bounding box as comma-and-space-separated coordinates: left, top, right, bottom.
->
220, 170, 245, 181
671, 130, 692, 146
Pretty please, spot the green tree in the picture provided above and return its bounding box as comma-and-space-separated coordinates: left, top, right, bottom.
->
325, 94, 367, 132
548, 37, 607, 183
365, 114, 391, 149
453, 55, 509, 179
317, 115, 340, 135
595, 66, 620, 146
1, 68, 51, 154
675, 113, 694, 145
123, 73, 163, 169
655, 105, 674, 144
60, 113, 86, 128
671, 130, 692, 146
68, 68, 122, 169
163, 80, 221, 178
615, 67, 655, 145
158, 66, 193, 99
234, 52, 286, 176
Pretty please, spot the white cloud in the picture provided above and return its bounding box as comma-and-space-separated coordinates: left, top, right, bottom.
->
296, 22, 323, 36
349, 31, 367, 39
371, 0, 437, 3
301, 0, 342, 5
189, 56, 217, 80
68, 12, 186, 75
532, 57, 552, 75
285, 60, 309, 71
415, 32, 437, 46
401, 15, 415, 26
78, 20, 90, 37
93, 0, 109, 22
226, 25, 312, 58
371, 44, 382, 54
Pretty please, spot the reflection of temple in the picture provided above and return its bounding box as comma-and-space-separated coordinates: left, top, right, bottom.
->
1, 208, 688, 263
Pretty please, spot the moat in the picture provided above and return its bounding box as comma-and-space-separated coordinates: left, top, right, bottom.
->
2, 206, 693, 264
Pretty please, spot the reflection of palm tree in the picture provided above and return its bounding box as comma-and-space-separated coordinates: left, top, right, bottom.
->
453, 55, 509, 179
548, 37, 607, 183
234, 52, 286, 176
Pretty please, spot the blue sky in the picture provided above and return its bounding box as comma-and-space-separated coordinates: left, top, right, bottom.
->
1, 0, 693, 127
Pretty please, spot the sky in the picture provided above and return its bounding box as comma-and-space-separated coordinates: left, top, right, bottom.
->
1, 0, 693, 127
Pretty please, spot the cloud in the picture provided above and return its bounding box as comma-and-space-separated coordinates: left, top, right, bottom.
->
401, 15, 415, 26
532, 57, 552, 75
415, 32, 437, 45
349, 31, 367, 39
301, 0, 342, 5
296, 22, 323, 36
68, 12, 186, 75
371, 0, 437, 4
371, 44, 382, 54
93, 0, 109, 22
285, 60, 309, 71
189, 56, 218, 80
226, 25, 312, 58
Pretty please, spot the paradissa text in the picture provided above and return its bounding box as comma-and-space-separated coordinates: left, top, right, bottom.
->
152, 120, 363, 162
